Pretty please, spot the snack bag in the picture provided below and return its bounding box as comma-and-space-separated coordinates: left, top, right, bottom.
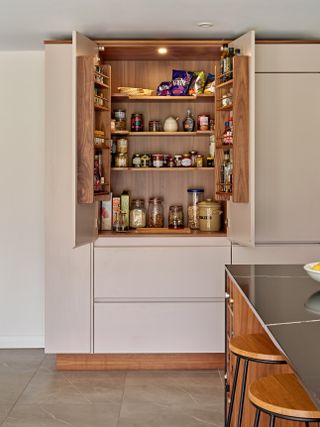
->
188, 71, 206, 95
157, 81, 172, 96
204, 73, 215, 94
171, 70, 193, 96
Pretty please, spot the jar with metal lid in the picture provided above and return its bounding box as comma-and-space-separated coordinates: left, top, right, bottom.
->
116, 138, 128, 153
132, 153, 141, 168
113, 109, 126, 121
148, 198, 164, 228
115, 152, 128, 168
140, 154, 151, 168
187, 188, 204, 230
129, 199, 146, 228
152, 153, 164, 168
181, 153, 192, 167
149, 120, 162, 132
190, 150, 198, 167
168, 205, 184, 229
198, 199, 223, 232
197, 114, 210, 131
196, 154, 204, 168
131, 113, 144, 132
174, 154, 182, 167
115, 119, 126, 131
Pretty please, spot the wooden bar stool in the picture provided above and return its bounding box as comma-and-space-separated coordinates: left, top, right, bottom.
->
227, 333, 286, 427
249, 373, 320, 426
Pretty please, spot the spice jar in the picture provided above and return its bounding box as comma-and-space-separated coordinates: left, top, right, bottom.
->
187, 188, 204, 230
198, 199, 223, 232
168, 156, 175, 168
174, 154, 182, 167
149, 120, 162, 132
190, 150, 198, 167
129, 199, 146, 228
152, 153, 164, 168
115, 152, 128, 168
116, 138, 128, 153
181, 153, 192, 167
132, 153, 141, 168
131, 113, 144, 132
196, 154, 204, 168
168, 205, 184, 229
148, 198, 164, 228
140, 154, 151, 168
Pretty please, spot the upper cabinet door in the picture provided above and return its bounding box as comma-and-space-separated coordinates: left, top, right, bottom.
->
72, 31, 98, 247
227, 31, 255, 246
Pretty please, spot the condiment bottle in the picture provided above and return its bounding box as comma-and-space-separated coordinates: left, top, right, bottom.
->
183, 109, 195, 132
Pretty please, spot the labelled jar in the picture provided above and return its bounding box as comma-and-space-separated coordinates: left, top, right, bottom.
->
187, 188, 204, 230
152, 153, 164, 168
129, 199, 146, 228
181, 153, 192, 167
116, 138, 128, 153
131, 113, 144, 132
115, 152, 128, 168
168, 205, 184, 229
132, 153, 141, 168
148, 198, 164, 228
198, 199, 223, 232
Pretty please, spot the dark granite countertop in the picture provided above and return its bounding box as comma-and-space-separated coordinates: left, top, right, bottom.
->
226, 264, 320, 408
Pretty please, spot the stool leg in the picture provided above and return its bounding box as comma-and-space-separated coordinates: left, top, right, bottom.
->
305, 423, 309, 427
253, 408, 261, 427
269, 414, 275, 427
226, 356, 240, 427
237, 358, 249, 427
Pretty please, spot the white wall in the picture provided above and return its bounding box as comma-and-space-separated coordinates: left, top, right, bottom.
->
0, 52, 44, 348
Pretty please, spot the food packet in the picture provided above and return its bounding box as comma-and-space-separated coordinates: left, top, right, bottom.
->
204, 73, 215, 94
188, 71, 206, 95
157, 81, 172, 96
171, 70, 193, 96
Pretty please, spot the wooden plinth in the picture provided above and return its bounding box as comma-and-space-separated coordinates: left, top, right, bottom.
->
56, 353, 224, 371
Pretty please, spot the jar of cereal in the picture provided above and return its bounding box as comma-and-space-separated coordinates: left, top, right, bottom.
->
187, 188, 204, 230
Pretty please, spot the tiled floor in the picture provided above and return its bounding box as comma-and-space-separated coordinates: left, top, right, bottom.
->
0, 349, 224, 427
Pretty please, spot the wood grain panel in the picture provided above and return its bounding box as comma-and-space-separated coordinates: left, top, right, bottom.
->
232, 56, 249, 202
227, 277, 317, 427
56, 353, 224, 370
77, 56, 94, 204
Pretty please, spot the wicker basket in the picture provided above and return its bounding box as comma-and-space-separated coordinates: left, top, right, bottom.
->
117, 87, 154, 96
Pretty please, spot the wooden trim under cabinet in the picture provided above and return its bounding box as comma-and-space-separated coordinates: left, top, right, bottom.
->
56, 353, 224, 370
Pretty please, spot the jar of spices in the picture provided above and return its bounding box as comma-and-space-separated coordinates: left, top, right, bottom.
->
132, 153, 141, 168
163, 154, 169, 167
149, 120, 162, 132
181, 153, 192, 167
140, 153, 151, 168
197, 114, 210, 131
152, 153, 164, 168
129, 199, 146, 228
174, 154, 182, 167
148, 198, 164, 228
168, 205, 184, 229
116, 138, 128, 153
196, 154, 204, 168
190, 150, 198, 167
115, 152, 128, 168
187, 188, 204, 230
131, 113, 144, 132
168, 156, 175, 168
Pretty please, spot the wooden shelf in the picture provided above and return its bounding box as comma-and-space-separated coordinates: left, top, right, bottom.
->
127, 131, 212, 136
216, 143, 233, 149
94, 192, 110, 201
111, 94, 214, 101
94, 104, 109, 111
94, 144, 110, 150
111, 167, 215, 172
111, 130, 129, 135
95, 71, 109, 80
216, 79, 233, 89
94, 80, 110, 89
216, 105, 233, 112
98, 229, 227, 238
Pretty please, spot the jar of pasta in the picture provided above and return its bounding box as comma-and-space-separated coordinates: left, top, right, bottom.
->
187, 188, 204, 230
148, 198, 164, 228
129, 199, 146, 228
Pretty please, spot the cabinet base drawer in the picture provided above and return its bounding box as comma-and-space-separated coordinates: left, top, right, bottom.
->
94, 301, 224, 353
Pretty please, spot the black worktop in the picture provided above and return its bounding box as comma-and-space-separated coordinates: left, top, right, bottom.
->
226, 264, 320, 408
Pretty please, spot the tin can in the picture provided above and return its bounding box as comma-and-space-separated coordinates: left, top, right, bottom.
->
131, 113, 144, 132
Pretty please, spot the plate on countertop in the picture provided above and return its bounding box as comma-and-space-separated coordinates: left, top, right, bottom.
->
304, 262, 320, 283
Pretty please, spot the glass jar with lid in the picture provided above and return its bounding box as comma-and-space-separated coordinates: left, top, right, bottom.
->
168, 205, 184, 229
147, 198, 164, 228
129, 199, 146, 228
187, 188, 204, 230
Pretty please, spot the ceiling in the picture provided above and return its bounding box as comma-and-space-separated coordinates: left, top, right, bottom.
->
1, 0, 320, 50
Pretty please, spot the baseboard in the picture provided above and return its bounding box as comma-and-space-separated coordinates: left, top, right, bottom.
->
56, 353, 225, 370
0, 335, 44, 349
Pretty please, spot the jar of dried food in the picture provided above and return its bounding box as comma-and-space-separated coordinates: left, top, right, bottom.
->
140, 153, 151, 168
116, 138, 128, 153
198, 199, 223, 232
197, 114, 210, 131
115, 152, 128, 168
129, 199, 146, 228
131, 113, 144, 132
132, 153, 141, 168
181, 153, 192, 167
168, 205, 184, 229
187, 188, 204, 230
190, 150, 198, 167
149, 120, 162, 132
148, 198, 164, 228
174, 154, 182, 167
152, 153, 164, 168
196, 154, 204, 168
113, 109, 126, 121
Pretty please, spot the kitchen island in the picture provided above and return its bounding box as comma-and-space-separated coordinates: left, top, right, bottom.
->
225, 264, 320, 426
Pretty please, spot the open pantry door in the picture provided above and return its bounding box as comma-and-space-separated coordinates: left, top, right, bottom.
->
72, 31, 98, 247
227, 30, 255, 246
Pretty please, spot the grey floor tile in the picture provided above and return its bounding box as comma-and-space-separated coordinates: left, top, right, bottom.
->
2, 402, 120, 427
0, 405, 10, 425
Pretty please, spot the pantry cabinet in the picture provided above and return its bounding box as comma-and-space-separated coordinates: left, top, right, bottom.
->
45, 30, 255, 362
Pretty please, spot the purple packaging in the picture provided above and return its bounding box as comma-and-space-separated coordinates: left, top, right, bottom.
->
157, 81, 172, 96
171, 70, 193, 96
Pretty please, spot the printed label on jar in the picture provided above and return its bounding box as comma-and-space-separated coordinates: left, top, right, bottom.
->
153, 160, 163, 168
199, 215, 213, 220
181, 158, 192, 167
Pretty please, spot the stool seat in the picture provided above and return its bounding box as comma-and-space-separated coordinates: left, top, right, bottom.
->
229, 333, 286, 362
249, 373, 320, 420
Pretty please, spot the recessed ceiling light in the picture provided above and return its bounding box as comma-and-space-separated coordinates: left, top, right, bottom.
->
197, 22, 214, 28
158, 47, 168, 54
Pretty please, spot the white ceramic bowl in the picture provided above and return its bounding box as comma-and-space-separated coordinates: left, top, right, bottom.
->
304, 262, 320, 282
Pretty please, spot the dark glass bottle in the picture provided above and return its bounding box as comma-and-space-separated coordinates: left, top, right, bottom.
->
183, 109, 195, 132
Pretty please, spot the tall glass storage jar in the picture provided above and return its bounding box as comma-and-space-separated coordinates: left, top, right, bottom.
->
129, 199, 146, 228
147, 198, 164, 228
187, 188, 204, 230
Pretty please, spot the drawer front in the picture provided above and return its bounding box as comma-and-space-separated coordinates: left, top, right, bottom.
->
94, 302, 224, 353
94, 246, 230, 298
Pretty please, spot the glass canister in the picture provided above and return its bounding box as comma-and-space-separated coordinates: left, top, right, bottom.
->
168, 205, 184, 229
129, 199, 146, 228
147, 198, 164, 228
115, 152, 128, 167
187, 188, 204, 230
198, 199, 223, 232
131, 113, 144, 132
